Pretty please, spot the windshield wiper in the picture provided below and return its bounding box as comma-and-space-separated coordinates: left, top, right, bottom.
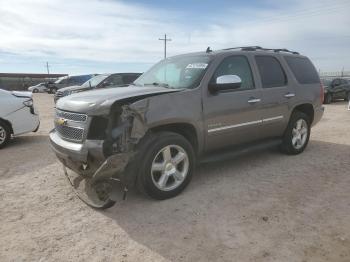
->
143, 82, 170, 88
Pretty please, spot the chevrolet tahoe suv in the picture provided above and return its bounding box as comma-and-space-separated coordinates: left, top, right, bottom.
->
50, 46, 324, 209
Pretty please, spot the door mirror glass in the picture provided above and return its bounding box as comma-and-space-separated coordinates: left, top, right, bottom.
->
209, 75, 242, 93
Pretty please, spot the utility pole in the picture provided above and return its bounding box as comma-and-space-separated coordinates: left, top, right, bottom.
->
46, 62, 50, 75
159, 34, 172, 59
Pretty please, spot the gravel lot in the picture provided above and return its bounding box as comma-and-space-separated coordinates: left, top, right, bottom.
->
1, 93, 350, 262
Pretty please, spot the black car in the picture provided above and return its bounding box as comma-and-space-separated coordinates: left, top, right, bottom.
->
54, 73, 142, 102
322, 78, 350, 104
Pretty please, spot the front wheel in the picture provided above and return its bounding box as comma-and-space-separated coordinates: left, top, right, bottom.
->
33, 88, 39, 93
136, 132, 195, 200
49, 87, 57, 94
0, 121, 11, 149
280, 111, 311, 155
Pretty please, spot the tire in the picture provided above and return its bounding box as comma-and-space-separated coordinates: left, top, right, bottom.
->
0, 121, 11, 149
33, 88, 39, 93
280, 111, 311, 155
324, 93, 332, 104
49, 87, 57, 94
136, 132, 195, 200
345, 92, 350, 101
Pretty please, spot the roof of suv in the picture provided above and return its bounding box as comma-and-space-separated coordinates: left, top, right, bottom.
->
173, 46, 306, 59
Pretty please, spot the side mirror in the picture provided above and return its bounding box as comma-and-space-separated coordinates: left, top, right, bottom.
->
209, 75, 242, 93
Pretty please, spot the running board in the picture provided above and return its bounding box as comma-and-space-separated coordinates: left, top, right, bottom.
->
200, 138, 282, 164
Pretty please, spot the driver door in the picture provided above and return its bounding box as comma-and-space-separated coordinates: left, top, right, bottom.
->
203, 55, 263, 151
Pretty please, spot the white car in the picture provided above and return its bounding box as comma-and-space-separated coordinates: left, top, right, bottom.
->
0, 89, 40, 148
28, 83, 48, 93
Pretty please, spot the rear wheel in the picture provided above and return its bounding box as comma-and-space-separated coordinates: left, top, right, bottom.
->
136, 132, 195, 200
324, 93, 332, 104
0, 121, 11, 149
280, 111, 311, 155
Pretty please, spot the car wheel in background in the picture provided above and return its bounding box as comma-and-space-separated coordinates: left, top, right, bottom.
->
33, 88, 39, 93
136, 132, 195, 200
0, 120, 11, 149
345, 92, 350, 101
324, 93, 332, 104
49, 87, 57, 94
280, 111, 311, 155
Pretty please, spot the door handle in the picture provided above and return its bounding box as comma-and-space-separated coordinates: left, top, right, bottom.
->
247, 98, 261, 104
284, 93, 295, 98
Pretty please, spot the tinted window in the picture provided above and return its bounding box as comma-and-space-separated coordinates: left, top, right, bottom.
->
105, 75, 123, 86
123, 74, 139, 84
285, 56, 320, 84
255, 56, 287, 88
212, 56, 254, 90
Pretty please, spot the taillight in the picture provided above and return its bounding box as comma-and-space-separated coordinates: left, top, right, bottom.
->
320, 83, 324, 104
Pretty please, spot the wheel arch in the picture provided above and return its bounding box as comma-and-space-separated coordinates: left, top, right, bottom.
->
291, 103, 314, 124
147, 122, 200, 156
0, 118, 13, 134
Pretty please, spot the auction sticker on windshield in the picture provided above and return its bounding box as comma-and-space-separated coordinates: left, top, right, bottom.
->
186, 63, 208, 69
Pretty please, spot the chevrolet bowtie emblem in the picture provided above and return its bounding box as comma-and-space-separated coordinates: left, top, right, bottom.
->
56, 118, 67, 126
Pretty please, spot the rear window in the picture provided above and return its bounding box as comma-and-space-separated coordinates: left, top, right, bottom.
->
285, 56, 320, 84
255, 56, 287, 88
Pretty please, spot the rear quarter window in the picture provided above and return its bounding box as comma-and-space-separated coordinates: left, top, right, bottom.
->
284, 56, 320, 84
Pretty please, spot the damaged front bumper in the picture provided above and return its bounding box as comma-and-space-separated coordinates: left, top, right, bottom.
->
50, 130, 133, 208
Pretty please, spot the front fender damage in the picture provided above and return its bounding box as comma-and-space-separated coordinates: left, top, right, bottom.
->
65, 100, 149, 209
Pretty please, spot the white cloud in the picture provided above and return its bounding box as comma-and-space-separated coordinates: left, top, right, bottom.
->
0, 0, 349, 71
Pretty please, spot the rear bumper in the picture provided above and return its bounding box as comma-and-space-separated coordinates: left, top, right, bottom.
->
312, 105, 325, 127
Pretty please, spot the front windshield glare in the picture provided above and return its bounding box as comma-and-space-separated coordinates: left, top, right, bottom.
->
81, 74, 109, 88
134, 56, 210, 89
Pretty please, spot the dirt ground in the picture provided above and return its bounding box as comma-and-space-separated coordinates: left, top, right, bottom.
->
1, 93, 350, 262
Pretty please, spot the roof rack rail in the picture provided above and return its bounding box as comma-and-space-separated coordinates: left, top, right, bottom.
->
221, 46, 300, 55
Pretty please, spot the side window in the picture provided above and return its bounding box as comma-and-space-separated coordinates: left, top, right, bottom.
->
212, 56, 254, 90
284, 56, 320, 84
255, 56, 287, 88
123, 74, 139, 84
106, 75, 123, 86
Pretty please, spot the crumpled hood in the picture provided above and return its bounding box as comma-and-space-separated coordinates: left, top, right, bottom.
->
56, 85, 181, 114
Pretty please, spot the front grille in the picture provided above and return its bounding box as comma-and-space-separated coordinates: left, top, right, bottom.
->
55, 124, 84, 141
56, 110, 87, 122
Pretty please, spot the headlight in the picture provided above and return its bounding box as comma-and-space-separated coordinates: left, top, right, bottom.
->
23, 99, 33, 107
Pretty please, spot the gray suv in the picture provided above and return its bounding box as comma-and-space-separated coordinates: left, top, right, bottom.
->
50, 46, 324, 209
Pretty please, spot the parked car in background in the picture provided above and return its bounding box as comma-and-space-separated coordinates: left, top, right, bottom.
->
48, 74, 95, 94
0, 89, 40, 148
50, 46, 324, 208
322, 78, 350, 104
28, 82, 48, 93
54, 73, 141, 102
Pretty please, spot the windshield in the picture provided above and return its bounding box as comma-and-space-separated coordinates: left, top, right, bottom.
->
134, 55, 211, 89
81, 74, 109, 88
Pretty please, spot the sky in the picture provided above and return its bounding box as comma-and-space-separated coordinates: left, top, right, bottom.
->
0, 0, 349, 74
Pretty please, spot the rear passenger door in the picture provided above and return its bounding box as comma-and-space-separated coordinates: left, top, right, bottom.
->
254, 55, 293, 137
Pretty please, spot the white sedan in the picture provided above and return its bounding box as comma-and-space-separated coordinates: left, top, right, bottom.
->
28, 83, 48, 93
0, 89, 40, 148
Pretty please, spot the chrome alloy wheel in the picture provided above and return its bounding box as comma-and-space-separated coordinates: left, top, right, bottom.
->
0, 125, 6, 145
292, 119, 308, 150
151, 145, 189, 191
